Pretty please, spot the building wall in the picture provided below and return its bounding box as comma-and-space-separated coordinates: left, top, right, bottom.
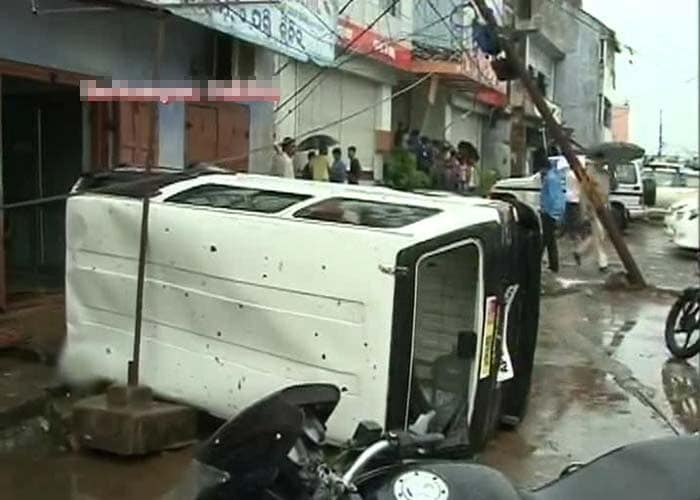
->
344, 0, 413, 40
275, 55, 396, 177
515, 0, 617, 148
612, 104, 630, 142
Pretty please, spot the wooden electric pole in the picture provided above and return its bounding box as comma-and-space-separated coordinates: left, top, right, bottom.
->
472, 0, 646, 287
128, 14, 166, 386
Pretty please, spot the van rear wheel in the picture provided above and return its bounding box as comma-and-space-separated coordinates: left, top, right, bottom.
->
611, 204, 627, 232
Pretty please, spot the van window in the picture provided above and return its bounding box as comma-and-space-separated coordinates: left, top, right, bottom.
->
293, 198, 441, 228
658, 171, 683, 187
165, 184, 311, 213
614, 163, 638, 185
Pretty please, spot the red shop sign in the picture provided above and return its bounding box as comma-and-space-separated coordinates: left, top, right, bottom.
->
338, 17, 412, 70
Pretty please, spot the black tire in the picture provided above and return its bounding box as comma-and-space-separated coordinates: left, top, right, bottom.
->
611, 204, 627, 231
665, 294, 700, 359
643, 178, 657, 207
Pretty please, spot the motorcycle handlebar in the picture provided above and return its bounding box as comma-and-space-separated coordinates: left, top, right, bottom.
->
340, 432, 445, 487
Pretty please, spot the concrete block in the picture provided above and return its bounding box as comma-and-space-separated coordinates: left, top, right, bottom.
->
106, 384, 153, 408
72, 388, 197, 456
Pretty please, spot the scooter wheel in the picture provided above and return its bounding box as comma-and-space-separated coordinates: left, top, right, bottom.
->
665, 295, 700, 359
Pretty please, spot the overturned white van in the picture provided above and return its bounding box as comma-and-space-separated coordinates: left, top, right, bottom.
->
60, 171, 542, 450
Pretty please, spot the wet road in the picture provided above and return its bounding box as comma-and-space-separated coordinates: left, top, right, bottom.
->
1, 223, 698, 498
480, 287, 699, 488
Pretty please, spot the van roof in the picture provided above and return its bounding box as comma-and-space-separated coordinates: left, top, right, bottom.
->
95, 172, 506, 240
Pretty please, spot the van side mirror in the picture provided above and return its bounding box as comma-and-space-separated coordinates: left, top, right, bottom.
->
457, 331, 477, 359
352, 420, 383, 447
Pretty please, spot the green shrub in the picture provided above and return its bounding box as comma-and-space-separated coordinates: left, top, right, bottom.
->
383, 148, 431, 191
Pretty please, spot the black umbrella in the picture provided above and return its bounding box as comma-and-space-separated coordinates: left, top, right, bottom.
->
297, 134, 339, 151
586, 142, 645, 164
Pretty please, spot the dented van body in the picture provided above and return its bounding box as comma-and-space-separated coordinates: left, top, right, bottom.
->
61, 173, 541, 450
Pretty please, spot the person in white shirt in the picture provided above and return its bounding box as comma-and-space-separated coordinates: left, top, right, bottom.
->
271, 137, 296, 178
565, 167, 582, 241
574, 161, 610, 272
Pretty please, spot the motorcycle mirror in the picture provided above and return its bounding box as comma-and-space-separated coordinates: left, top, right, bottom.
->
457, 331, 477, 359
352, 420, 383, 447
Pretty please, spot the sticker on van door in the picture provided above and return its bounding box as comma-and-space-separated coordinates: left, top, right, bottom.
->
497, 284, 519, 383
479, 296, 498, 380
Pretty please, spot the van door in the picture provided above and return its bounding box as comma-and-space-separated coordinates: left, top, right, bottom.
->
386, 221, 510, 451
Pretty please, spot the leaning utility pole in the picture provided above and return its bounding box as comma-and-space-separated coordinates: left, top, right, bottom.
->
472, 0, 646, 287
657, 109, 664, 157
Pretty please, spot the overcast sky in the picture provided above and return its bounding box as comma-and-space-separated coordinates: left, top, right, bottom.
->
584, 0, 698, 156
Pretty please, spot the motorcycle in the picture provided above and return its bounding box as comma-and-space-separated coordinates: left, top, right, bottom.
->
665, 286, 700, 359
166, 383, 700, 500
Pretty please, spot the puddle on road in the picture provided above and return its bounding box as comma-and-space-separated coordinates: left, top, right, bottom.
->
0, 449, 192, 500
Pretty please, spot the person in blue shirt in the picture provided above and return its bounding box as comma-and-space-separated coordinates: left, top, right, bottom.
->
537, 148, 566, 273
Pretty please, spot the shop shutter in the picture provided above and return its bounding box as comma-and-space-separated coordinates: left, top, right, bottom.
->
339, 72, 377, 171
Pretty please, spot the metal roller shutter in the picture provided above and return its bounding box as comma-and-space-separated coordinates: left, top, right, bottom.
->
338, 71, 378, 172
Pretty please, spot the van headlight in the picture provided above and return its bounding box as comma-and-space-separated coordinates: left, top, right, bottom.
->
690, 209, 699, 220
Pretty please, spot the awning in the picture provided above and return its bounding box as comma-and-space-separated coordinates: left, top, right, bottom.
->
409, 48, 508, 108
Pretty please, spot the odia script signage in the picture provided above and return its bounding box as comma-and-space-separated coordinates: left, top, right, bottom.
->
145, 0, 339, 66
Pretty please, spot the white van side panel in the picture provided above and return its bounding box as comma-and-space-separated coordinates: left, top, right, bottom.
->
61, 195, 402, 443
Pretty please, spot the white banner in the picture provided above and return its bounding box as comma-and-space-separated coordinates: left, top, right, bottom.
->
146, 0, 339, 66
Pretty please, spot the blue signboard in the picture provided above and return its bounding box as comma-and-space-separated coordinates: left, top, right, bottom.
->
147, 0, 338, 67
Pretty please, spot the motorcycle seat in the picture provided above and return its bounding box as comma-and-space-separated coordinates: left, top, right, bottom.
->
529, 435, 700, 500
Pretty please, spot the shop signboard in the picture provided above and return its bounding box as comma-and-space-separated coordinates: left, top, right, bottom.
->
145, 0, 339, 66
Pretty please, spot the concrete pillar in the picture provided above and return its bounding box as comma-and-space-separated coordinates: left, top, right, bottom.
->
249, 47, 277, 174
444, 102, 452, 143
510, 106, 527, 177
373, 83, 393, 181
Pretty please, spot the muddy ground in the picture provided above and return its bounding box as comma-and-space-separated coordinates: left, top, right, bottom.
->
0, 221, 698, 499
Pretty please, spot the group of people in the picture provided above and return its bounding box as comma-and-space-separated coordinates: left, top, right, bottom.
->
271, 137, 362, 184
398, 127, 481, 193
537, 147, 610, 275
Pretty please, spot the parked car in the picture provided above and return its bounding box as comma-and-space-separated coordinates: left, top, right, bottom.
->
60, 172, 542, 451
490, 156, 648, 230
643, 163, 699, 210
664, 195, 700, 251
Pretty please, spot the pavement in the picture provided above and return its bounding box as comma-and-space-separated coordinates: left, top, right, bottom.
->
0, 221, 698, 498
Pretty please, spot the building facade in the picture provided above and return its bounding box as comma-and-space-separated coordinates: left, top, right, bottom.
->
612, 102, 630, 142
0, 0, 285, 309
509, 0, 620, 173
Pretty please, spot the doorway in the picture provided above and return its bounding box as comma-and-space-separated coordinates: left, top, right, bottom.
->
2, 75, 83, 298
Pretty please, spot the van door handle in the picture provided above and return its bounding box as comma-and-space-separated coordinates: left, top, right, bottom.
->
633, 186, 640, 190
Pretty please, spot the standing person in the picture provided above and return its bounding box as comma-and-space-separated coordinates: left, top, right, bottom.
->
270, 137, 296, 178
446, 149, 461, 192
416, 136, 433, 175
407, 129, 421, 152
330, 147, 348, 183
574, 160, 610, 272
537, 148, 566, 274
310, 145, 330, 181
348, 146, 361, 185
458, 141, 480, 193
302, 151, 315, 180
